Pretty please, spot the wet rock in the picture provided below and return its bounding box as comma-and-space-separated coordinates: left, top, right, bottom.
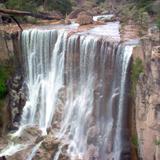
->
35, 135, 45, 144
12, 125, 42, 144
42, 136, 59, 150
87, 126, 99, 145
32, 136, 62, 160
120, 150, 131, 160
51, 87, 66, 129
7, 147, 33, 160
7, 72, 26, 130
58, 153, 70, 160
31, 134, 71, 160
76, 12, 93, 26
0, 138, 8, 150
84, 144, 99, 160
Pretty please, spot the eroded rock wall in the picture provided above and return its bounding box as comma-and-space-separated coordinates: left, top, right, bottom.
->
133, 39, 160, 160
0, 31, 26, 134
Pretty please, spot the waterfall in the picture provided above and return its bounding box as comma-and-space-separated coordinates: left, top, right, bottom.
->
21, 29, 67, 130
20, 28, 134, 160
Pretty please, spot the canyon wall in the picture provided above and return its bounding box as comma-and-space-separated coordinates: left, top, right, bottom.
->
133, 38, 160, 160
0, 31, 25, 134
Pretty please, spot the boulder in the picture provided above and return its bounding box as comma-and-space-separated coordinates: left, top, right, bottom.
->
49, 10, 64, 19
58, 153, 70, 160
90, 7, 102, 15
7, 147, 33, 160
68, 8, 85, 19
32, 135, 69, 160
12, 125, 42, 144
76, 12, 93, 26
151, 46, 160, 60
65, 18, 71, 25
42, 136, 59, 150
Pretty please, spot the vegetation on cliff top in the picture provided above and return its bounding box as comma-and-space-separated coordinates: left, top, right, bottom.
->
5, 0, 73, 15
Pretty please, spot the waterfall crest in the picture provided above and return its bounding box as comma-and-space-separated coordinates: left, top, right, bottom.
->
20, 28, 134, 160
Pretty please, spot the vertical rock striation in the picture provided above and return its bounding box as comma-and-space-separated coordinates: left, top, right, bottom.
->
133, 39, 160, 160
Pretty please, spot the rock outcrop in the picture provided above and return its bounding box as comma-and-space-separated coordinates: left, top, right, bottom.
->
133, 39, 160, 160
68, 8, 85, 19
76, 11, 93, 26
6, 72, 26, 130
6, 126, 43, 160
68, 7, 101, 19
32, 135, 70, 160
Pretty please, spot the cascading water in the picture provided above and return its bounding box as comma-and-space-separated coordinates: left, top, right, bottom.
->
0, 19, 136, 160
21, 30, 67, 130
18, 27, 134, 160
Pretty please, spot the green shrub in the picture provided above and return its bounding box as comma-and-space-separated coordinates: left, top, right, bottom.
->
131, 58, 144, 96
0, 64, 11, 99
155, 139, 160, 146
46, 0, 72, 15
5, 0, 72, 15
131, 134, 139, 148
0, 67, 7, 99
0, 100, 5, 129
5, 0, 41, 12
0, 80, 7, 99
136, 0, 153, 12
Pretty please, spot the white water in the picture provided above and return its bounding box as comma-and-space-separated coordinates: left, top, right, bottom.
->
113, 45, 134, 159
19, 28, 135, 160
26, 142, 42, 160
0, 22, 136, 159
0, 143, 27, 157
21, 29, 67, 131
93, 14, 114, 21
87, 22, 120, 40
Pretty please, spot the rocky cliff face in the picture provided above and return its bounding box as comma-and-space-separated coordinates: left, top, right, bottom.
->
133, 39, 160, 160
6, 72, 26, 130
0, 31, 26, 134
